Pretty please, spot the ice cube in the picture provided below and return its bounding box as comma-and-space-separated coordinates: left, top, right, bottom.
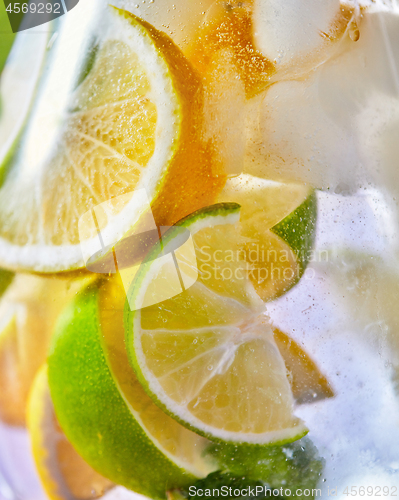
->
252, 0, 341, 67
245, 9, 399, 195
202, 49, 247, 178
318, 10, 399, 189
244, 76, 361, 190
113, 0, 215, 52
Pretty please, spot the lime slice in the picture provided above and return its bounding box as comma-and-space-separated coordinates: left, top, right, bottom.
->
217, 174, 317, 301
47, 279, 216, 499
0, 274, 91, 426
28, 365, 114, 500
126, 203, 307, 445
0, 7, 222, 273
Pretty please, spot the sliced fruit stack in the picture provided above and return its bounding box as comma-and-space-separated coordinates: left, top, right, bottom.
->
0, 3, 336, 500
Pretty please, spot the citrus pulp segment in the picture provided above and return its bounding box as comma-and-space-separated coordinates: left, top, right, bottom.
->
0, 8, 223, 273
27, 365, 114, 500
273, 329, 334, 404
47, 281, 215, 499
126, 203, 307, 445
217, 174, 317, 301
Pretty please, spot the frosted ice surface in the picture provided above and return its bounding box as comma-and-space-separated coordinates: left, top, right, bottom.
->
253, 0, 341, 65
245, 10, 399, 197
318, 10, 399, 188
244, 77, 361, 190
268, 190, 399, 496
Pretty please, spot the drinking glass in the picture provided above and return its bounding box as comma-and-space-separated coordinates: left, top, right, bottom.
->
0, 1, 398, 499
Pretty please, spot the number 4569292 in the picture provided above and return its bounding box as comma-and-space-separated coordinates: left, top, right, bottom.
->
6, 3, 62, 14
343, 486, 397, 497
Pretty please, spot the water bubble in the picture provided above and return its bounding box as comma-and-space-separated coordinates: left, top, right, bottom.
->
207, 365, 213, 371
349, 20, 360, 42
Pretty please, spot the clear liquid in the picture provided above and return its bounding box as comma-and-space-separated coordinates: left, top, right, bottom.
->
1, 0, 399, 498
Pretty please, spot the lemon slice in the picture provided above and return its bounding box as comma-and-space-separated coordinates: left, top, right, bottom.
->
28, 365, 114, 500
0, 7, 221, 273
47, 279, 216, 499
0, 20, 51, 183
217, 174, 317, 301
0, 274, 92, 426
126, 203, 307, 445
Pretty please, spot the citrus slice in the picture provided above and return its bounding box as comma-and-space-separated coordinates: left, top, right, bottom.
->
126, 203, 308, 445
47, 279, 216, 499
28, 365, 114, 500
0, 20, 51, 185
0, 274, 92, 426
0, 7, 222, 273
217, 174, 317, 301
